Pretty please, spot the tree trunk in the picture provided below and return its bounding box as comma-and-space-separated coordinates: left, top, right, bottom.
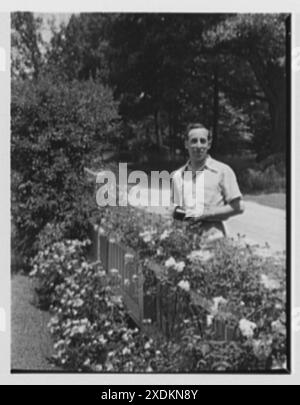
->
168, 110, 175, 159
212, 66, 219, 152
154, 109, 163, 148
248, 54, 286, 154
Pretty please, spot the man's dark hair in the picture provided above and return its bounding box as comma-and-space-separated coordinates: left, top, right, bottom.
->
185, 123, 212, 142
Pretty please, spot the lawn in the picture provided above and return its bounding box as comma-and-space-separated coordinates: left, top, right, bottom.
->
244, 193, 286, 210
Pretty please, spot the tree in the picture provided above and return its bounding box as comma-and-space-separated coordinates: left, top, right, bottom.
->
45, 13, 113, 82
107, 14, 224, 154
203, 13, 289, 153
11, 12, 44, 79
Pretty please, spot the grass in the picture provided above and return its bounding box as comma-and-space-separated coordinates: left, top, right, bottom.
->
11, 273, 60, 371
244, 193, 286, 210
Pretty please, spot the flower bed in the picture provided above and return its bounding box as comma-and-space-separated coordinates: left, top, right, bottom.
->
31, 205, 287, 371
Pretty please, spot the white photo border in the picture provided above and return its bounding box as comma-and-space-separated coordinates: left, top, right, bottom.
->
1, 0, 298, 385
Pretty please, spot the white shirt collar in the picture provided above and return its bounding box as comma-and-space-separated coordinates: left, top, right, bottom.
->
182, 155, 219, 176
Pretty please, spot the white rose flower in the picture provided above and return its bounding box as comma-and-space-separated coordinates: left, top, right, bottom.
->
206, 315, 214, 327
177, 280, 190, 292
94, 364, 103, 372
143, 233, 152, 243
81, 262, 89, 270
271, 320, 286, 335
187, 249, 214, 263
71, 324, 87, 335
239, 318, 257, 338
110, 268, 119, 275
210, 296, 228, 315
98, 335, 108, 345
73, 298, 84, 308
206, 233, 223, 243
105, 362, 114, 371
139, 228, 157, 243
122, 347, 131, 355
156, 248, 163, 256
124, 253, 134, 263
159, 229, 171, 241
165, 256, 177, 268
83, 358, 91, 366
174, 261, 185, 272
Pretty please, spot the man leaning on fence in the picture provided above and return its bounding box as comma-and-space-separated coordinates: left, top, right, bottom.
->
171, 123, 245, 242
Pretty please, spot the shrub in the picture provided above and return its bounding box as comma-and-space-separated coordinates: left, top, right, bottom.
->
239, 166, 285, 194
11, 77, 119, 269
222, 153, 286, 194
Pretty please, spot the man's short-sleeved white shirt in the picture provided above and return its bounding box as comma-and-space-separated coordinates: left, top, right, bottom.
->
171, 155, 242, 215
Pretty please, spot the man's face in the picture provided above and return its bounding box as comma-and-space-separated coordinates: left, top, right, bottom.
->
185, 128, 211, 163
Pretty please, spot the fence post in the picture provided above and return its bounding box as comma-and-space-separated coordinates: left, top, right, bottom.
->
98, 232, 109, 272
96, 226, 100, 262
137, 263, 144, 325
156, 281, 162, 330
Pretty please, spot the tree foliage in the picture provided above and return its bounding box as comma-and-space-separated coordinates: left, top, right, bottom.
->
11, 12, 44, 79
38, 12, 289, 156
204, 13, 288, 153
45, 13, 113, 81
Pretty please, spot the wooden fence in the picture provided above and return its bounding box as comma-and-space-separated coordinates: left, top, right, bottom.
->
89, 224, 143, 325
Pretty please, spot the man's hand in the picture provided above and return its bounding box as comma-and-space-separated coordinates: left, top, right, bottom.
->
184, 209, 205, 223
185, 198, 245, 223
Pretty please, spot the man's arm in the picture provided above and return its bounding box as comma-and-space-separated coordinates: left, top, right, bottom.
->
186, 198, 245, 223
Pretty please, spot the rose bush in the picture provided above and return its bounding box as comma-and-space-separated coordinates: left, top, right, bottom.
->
31, 204, 287, 371
30, 238, 91, 309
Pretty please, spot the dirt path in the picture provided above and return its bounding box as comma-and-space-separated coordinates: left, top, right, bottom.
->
226, 201, 286, 254
11, 274, 58, 371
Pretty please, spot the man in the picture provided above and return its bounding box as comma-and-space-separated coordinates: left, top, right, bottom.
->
171, 123, 244, 240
